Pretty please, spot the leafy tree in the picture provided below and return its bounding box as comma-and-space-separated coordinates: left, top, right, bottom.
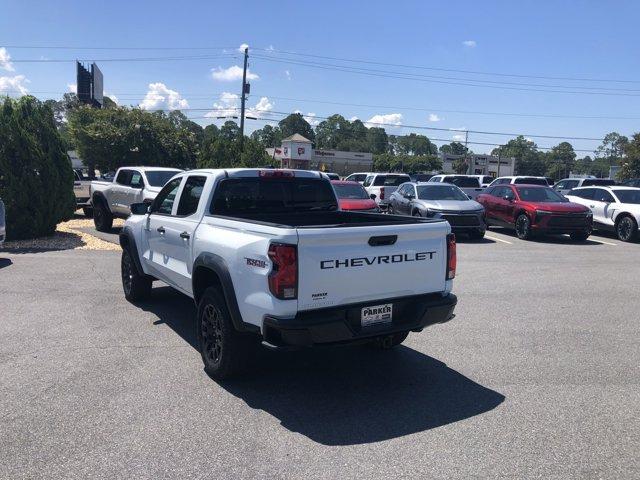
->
618, 133, 640, 180
394, 133, 437, 155
250, 124, 282, 148
278, 113, 315, 142
0, 96, 76, 240
452, 158, 469, 174
373, 153, 440, 173
439, 142, 468, 155
366, 127, 389, 154
492, 136, 545, 175
315, 114, 351, 149
596, 132, 628, 167
68, 106, 200, 173
546, 142, 576, 180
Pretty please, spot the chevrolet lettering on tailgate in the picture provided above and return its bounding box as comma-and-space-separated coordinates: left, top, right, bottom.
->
320, 251, 436, 269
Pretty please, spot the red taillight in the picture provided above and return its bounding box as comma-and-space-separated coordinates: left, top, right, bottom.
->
259, 169, 295, 179
268, 243, 298, 300
379, 187, 385, 200
446, 233, 456, 280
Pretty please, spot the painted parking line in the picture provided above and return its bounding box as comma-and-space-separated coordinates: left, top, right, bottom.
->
485, 234, 513, 245
590, 237, 618, 246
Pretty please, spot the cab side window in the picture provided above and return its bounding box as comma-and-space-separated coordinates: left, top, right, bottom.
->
593, 189, 615, 203
363, 175, 374, 187
150, 178, 183, 215
176, 176, 207, 216
116, 169, 132, 186
130, 171, 144, 189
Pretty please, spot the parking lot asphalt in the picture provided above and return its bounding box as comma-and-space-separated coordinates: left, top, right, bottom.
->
1, 234, 639, 479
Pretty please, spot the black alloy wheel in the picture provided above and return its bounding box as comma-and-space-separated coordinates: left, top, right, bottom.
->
616, 216, 638, 242
515, 214, 533, 240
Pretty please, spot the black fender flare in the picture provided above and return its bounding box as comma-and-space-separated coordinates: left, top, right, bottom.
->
193, 253, 258, 334
119, 226, 145, 276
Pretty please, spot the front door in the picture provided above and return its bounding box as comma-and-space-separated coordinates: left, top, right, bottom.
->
144, 177, 184, 286
590, 188, 616, 228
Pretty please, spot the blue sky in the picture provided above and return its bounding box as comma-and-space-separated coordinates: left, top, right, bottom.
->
2, 0, 640, 154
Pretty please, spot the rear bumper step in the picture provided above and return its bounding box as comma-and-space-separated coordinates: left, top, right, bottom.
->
263, 293, 457, 347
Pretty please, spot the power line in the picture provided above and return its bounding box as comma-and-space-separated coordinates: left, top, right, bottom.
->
250, 47, 640, 85
252, 55, 640, 97
5, 43, 639, 84
9, 53, 238, 63
7, 88, 640, 120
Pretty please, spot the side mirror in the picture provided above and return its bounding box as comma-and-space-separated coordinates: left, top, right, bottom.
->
503, 195, 514, 202
370, 194, 377, 200
132, 182, 144, 189
405, 194, 415, 200
130, 202, 150, 215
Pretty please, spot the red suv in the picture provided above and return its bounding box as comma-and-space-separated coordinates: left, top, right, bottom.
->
477, 184, 593, 241
331, 180, 379, 212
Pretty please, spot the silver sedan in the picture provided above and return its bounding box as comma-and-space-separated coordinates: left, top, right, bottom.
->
388, 182, 487, 239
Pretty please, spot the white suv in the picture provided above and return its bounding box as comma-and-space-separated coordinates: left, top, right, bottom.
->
362, 173, 411, 209
565, 186, 640, 242
488, 176, 549, 187
553, 178, 616, 196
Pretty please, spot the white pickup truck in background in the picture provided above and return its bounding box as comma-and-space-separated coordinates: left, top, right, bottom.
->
73, 169, 93, 217
363, 173, 412, 210
119, 168, 457, 379
427, 175, 485, 200
90, 166, 182, 231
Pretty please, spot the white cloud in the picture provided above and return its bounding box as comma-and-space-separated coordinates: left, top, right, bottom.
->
462, 40, 477, 48
0, 75, 29, 96
285, 69, 291, 80
139, 82, 189, 110
349, 116, 359, 122
364, 113, 403, 128
0, 47, 15, 71
106, 93, 119, 104
265, 45, 275, 52
205, 92, 273, 120
67, 83, 77, 93
452, 134, 465, 141
247, 96, 274, 117
211, 65, 259, 81
238, 43, 249, 53
428, 113, 441, 122
303, 112, 319, 126
449, 126, 467, 142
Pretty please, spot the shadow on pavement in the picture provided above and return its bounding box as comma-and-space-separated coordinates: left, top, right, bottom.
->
0, 258, 13, 269
140, 286, 505, 446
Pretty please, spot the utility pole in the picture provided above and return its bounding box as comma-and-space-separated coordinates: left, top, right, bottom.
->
496, 149, 501, 177
463, 130, 471, 174
239, 46, 249, 152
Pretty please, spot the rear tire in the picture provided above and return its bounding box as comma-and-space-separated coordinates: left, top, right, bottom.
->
197, 287, 259, 380
94, 201, 113, 232
121, 249, 152, 302
515, 213, 533, 240
570, 231, 590, 242
615, 215, 638, 242
368, 331, 409, 349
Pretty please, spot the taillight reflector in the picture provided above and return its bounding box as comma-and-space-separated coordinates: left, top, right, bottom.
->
446, 233, 456, 280
268, 243, 298, 299
379, 187, 385, 200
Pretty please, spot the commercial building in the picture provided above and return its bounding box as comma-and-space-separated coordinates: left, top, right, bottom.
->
440, 153, 516, 177
266, 134, 373, 176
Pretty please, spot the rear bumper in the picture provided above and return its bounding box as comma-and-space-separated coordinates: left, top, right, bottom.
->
263, 293, 457, 347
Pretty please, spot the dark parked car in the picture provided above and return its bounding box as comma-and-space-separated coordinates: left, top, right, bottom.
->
477, 184, 592, 241
622, 178, 640, 188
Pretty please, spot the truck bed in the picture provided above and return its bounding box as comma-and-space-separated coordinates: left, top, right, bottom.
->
209, 211, 445, 228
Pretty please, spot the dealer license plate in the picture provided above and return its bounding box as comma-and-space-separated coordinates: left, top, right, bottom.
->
361, 303, 393, 327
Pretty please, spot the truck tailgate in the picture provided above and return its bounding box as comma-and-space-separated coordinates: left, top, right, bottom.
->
296, 220, 450, 311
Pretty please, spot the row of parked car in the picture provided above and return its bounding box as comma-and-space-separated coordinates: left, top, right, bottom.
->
337, 172, 640, 242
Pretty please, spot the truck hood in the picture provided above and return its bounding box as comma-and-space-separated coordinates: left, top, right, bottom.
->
415, 199, 484, 212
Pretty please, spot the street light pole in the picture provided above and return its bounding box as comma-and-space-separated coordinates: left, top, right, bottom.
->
239, 47, 249, 152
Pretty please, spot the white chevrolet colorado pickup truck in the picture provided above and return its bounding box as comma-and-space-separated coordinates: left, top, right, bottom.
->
90, 166, 182, 231
119, 168, 457, 379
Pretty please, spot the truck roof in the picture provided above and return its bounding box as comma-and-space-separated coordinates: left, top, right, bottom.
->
179, 168, 326, 179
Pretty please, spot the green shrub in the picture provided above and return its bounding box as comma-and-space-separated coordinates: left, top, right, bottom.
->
0, 96, 76, 240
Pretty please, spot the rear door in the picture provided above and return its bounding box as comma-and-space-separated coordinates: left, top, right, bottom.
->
296, 221, 449, 311
122, 170, 145, 212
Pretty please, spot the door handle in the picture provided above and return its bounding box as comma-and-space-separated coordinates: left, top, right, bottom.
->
156, 226, 165, 234
180, 231, 190, 240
